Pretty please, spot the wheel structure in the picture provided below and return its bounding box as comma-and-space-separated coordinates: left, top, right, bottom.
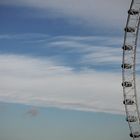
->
122, 0, 140, 139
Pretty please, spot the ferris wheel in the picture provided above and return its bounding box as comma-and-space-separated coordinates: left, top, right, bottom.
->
122, 0, 140, 139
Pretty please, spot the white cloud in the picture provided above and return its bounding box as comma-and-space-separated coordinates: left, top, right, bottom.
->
0, 54, 125, 114
0, 0, 131, 28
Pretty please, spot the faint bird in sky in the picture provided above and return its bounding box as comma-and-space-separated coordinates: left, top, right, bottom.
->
26, 107, 39, 117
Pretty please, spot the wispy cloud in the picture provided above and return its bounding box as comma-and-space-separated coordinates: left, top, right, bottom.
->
47, 35, 122, 67
81, 46, 121, 65
48, 35, 123, 47
0, 33, 49, 42
0, 54, 125, 114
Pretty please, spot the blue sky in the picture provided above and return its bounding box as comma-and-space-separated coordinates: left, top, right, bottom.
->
0, 0, 132, 113
0, 102, 131, 140
0, 0, 137, 140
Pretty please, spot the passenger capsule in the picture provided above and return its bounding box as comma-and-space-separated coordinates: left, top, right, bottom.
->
126, 116, 137, 122
124, 27, 135, 32
128, 9, 139, 15
121, 63, 132, 69
122, 45, 133, 50
123, 99, 134, 105
122, 81, 132, 87
130, 132, 140, 138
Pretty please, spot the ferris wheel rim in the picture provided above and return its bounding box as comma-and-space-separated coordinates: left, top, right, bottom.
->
122, 0, 140, 139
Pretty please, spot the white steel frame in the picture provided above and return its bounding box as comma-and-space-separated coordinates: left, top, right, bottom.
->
122, 0, 140, 139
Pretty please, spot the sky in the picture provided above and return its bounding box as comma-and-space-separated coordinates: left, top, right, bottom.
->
0, 102, 131, 140
0, 0, 139, 140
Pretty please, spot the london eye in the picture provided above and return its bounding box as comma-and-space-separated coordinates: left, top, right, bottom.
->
122, 0, 140, 139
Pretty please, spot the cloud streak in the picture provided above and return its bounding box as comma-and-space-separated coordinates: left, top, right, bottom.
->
0, 33, 49, 42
